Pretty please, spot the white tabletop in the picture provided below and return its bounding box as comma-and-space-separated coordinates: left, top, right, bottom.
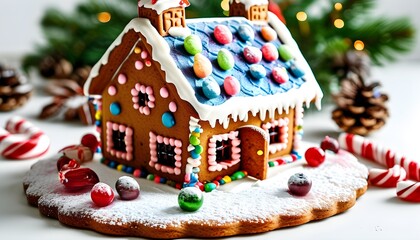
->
1, 60, 420, 239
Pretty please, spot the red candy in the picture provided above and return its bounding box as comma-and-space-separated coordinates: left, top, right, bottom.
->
57, 157, 80, 172
214, 25, 232, 45
223, 76, 241, 96
271, 67, 289, 84
288, 173, 312, 196
243, 46, 262, 64
60, 145, 94, 164
81, 133, 99, 152
369, 165, 407, 188
320, 136, 340, 153
305, 147, 326, 167
91, 182, 115, 207
397, 181, 420, 202
59, 168, 100, 190
261, 43, 279, 62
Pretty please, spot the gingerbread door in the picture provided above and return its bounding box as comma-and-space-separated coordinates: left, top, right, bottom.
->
239, 125, 269, 180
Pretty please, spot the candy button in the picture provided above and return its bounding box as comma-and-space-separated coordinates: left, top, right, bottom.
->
189, 135, 200, 145
261, 43, 279, 62
162, 112, 175, 128
278, 45, 294, 61
217, 49, 235, 71
110, 102, 121, 115
237, 24, 254, 42
193, 53, 213, 79
214, 25, 232, 45
243, 46, 262, 64
202, 77, 221, 99
261, 26, 277, 42
204, 182, 217, 192
289, 64, 305, 78
184, 34, 202, 55
223, 76, 240, 96
272, 67, 289, 84
249, 64, 266, 79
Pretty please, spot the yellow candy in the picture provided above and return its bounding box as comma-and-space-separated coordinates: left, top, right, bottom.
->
191, 131, 200, 137
261, 26, 277, 42
117, 164, 124, 171
95, 110, 102, 120
222, 175, 232, 183
193, 53, 213, 79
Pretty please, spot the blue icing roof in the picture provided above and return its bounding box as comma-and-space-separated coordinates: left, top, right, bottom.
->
164, 19, 306, 106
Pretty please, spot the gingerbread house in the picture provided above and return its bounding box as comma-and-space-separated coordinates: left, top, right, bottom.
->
84, 0, 323, 188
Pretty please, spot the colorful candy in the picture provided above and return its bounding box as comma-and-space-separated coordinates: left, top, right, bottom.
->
110, 102, 121, 115
305, 147, 326, 167
320, 136, 340, 153
193, 53, 213, 79
288, 172, 312, 196
91, 182, 115, 207
369, 165, 407, 188
81, 133, 99, 152
184, 34, 202, 55
59, 167, 100, 190
237, 24, 254, 42
261, 26, 277, 42
60, 145, 94, 163
202, 77, 221, 99
115, 176, 140, 200
396, 181, 420, 202
162, 112, 176, 128
178, 187, 204, 211
217, 49, 235, 70
338, 133, 420, 181
261, 43, 279, 62
57, 156, 80, 171
0, 116, 50, 160
278, 45, 294, 61
289, 64, 305, 78
214, 25, 233, 45
243, 46, 262, 64
223, 76, 241, 96
271, 67, 289, 84
249, 64, 266, 79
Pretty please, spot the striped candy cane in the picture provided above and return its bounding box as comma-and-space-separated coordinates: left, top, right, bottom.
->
0, 116, 50, 159
338, 133, 420, 181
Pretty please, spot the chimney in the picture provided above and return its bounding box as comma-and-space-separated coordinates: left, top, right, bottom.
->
229, 0, 268, 22
137, 0, 190, 37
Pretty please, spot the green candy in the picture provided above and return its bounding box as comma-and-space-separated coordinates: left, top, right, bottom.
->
217, 48, 235, 70
178, 187, 204, 212
194, 145, 204, 154
189, 135, 200, 146
204, 183, 217, 192
232, 171, 245, 180
278, 45, 294, 61
184, 35, 202, 56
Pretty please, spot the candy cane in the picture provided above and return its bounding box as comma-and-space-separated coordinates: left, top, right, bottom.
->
338, 133, 420, 181
0, 116, 50, 159
396, 181, 420, 202
369, 165, 407, 188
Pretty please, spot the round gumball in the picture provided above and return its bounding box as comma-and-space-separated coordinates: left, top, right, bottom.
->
115, 176, 140, 200
178, 187, 204, 212
288, 173, 312, 196
320, 136, 340, 153
81, 133, 99, 152
305, 147, 326, 167
91, 182, 115, 207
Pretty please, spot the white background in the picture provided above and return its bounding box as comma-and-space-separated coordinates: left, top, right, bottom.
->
0, 0, 419, 59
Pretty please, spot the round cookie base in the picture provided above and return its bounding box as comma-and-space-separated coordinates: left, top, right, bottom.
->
23, 149, 368, 239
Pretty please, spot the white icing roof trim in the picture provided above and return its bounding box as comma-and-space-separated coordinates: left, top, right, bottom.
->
230, 0, 268, 10
138, 0, 188, 15
85, 12, 323, 129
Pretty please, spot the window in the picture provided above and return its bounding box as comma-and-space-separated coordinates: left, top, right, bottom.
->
250, 5, 268, 21
131, 83, 155, 115
208, 131, 241, 172
106, 121, 133, 161
262, 117, 289, 154
149, 132, 183, 175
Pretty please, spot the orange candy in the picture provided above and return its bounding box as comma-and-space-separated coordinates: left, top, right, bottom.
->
193, 53, 213, 78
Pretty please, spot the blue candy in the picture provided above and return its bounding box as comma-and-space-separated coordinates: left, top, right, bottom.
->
249, 64, 267, 79
237, 24, 254, 42
162, 112, 176, 128
110, 102, 121, 115
202, 78, 221, 99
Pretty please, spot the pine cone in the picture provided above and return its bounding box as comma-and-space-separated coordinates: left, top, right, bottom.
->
332, 72, 389, 136
0, 64, 33, 111
39, 55, 73, 79
333, 50, 371, 79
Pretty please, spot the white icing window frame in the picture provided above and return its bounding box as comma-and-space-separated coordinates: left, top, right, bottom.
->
149, 132, 183, 175
131, 83, 156, 115
207, 131, 241, 172
106, 121, 134, 161
262, 117, 289, 154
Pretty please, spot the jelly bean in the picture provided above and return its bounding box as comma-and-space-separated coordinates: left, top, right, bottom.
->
261, 43, 279, 62
289, 64, 305, 78
237, 24, 254, 42
217, 49, 235, 70
278, 45, 294, 61
261, 26, 277, 42
184, 34, 202, 55
202, 77, 221, 99
249, 64, 266, 79
223, 76, 241, 96
243, 46, 262, 64
214, 25, 233, 45
272, 67, 289, 84
193, 53, 213, 78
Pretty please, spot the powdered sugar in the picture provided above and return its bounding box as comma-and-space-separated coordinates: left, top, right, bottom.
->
23, 149, 368, 235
